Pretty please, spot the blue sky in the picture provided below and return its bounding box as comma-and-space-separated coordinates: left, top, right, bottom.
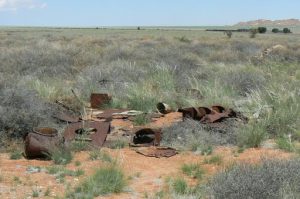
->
0, 0, 300, 26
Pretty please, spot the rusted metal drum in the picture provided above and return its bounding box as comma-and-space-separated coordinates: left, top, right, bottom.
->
24, 127, 60, 159
90, 93, 112, 108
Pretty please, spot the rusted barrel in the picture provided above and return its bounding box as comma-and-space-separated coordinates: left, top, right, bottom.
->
133, 128, 161, 146
24, 127, 60, 159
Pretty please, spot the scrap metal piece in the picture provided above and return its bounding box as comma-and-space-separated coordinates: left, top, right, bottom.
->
178, 107, 210, 121
132, 128, 162, 146
90, 93, 112, 108
24, 127, 61, 159
96, 109, 129, 121
179, 105, 239, 123
135, 146, 177, 158
156, 102, 173, 114
53, 112, 80, 123
64, 121, 110, 147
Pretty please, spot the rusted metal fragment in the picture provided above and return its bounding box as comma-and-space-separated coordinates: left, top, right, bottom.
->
178, 107, 210, 120
64, 121, 110, 147
90, 93, 112, 108
135, 146, 177, 158
156, 102, 173, 114
133, 128, 162, 146
96, 109, 129, 121
53, 112, 80, 123
24, 127, 61, 159
179, 105, 239, 123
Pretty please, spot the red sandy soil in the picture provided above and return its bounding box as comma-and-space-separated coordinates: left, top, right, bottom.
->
0, 112, 296, 198
0, 147, 295, 199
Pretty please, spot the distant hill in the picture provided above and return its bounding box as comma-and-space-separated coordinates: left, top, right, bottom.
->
235, 19, 300, 27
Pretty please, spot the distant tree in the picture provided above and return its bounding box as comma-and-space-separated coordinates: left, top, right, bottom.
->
250, 29, 258, 38
257, 27, 267, 33
272, 28, 279, 33
283, 28, 291, 34
137, 26, 141, 30
224, 30, 233, 39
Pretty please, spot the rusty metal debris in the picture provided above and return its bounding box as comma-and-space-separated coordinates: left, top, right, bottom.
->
96, 109, 129, 121
53, 112, 80, 123
132, 128, 162, 146
90, 93, 112, 108
24, 127, 61, 159
178, 105, 238, 123
64, 121, 110, 147
135, 146, 177, 158
156, 102, 173, 114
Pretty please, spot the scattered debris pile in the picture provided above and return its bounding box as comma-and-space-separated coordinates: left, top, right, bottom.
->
23, 93, 247, 159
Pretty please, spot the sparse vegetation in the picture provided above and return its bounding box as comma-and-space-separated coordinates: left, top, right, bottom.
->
203, 155, 223, 165
47, 165, 84, 183
172, 177, 188, 195
238, 122, 267, 148
66, 165, 126, 198
0, 26, 299, 198
51, 147, 73, 165
181, 163, 205, 179
206, 159, 300, 199
276, 135, 295, 152
9, 150, 22, 160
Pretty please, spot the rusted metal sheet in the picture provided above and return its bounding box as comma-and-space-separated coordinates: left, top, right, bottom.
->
96, 109, 129, 121
133, 128, 162, 146
135, 146, 177, 158
24, 127, 61, 159
179, 105, 238, 123
90, 93, 112, 108
53, 112, 80, 123
64, 121, 110, 147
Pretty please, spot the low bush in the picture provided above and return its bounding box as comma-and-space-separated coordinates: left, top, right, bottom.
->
206, 158, 300, 199
51, 147, 73, 165
172, 178, 188, 195
161, 119, 238, 151
181, 163, 204, 179
0, 82, 57, 139
237, 121, 267, 148
9, 150, 23, 160
276, 135, 295, 152
222, 67, 266, 96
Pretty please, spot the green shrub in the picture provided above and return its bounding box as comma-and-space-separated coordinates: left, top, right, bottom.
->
203, 155, 223, 165
133, 114, 150, 126
9, 151, 22, 160
181, 163, 205, 179
172, 178, 188, 195
238, 122, 267, 148
283, 28, 291, 33
258, 27, 267, 34
89, 150, 113, 163
276, 135, 295, 152
51, 147, 73, 165
66, 166, 126, 198
272, 28, 279, 33
70, 140, 90, 152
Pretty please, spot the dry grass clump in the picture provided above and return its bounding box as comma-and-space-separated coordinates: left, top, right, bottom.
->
206, 158, 300, 199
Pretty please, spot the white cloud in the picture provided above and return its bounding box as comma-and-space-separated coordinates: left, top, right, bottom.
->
0, 0, 47, 11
